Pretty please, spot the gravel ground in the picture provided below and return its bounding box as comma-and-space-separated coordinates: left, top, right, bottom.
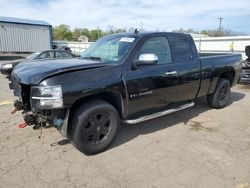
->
0, 74, 250, 188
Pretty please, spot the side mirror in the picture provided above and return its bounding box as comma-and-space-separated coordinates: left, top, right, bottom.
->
245, 45, 250, 58
134, 53, 158, 66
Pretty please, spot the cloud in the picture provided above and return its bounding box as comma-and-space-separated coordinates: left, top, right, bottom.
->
0, 0, 249, 33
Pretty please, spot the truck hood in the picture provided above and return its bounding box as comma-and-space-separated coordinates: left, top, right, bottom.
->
12, 58, 114, 85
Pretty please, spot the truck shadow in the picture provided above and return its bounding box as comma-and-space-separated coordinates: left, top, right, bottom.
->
110, 91, 245, 150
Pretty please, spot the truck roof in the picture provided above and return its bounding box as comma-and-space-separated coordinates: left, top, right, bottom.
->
107, 31, 191, 38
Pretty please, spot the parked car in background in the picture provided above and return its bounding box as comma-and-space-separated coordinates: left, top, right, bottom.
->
0, 49, 77, 77
52, 42, 72, 52
240, 45, 250, 84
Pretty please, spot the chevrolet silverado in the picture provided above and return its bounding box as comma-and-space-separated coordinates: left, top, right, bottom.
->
9, 32, 242, 154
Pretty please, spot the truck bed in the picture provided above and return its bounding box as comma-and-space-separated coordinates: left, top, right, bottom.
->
199, 53, 242, 63
199, 52, 241, 58
197, 52, 242, 98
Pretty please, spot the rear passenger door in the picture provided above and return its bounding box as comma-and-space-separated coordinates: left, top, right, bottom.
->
168, 35, 201, 101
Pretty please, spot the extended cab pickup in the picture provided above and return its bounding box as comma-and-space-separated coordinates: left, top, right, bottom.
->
9, 32, 242, 154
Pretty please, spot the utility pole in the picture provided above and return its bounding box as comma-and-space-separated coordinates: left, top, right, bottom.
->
218, 17, 223, 36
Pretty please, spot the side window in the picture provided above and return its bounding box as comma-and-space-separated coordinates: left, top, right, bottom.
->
55, 51, 72, 58
172, 36, 193, 61
138, 37, 172, 64
38, 51, 54, 59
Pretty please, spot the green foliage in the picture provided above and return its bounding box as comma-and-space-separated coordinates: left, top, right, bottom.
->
52, 24, 244, 41
115, 29, 126, 33
172, 28, 199, 34
89, 29, 101, 42
81, 28, 90, 38
53, 24, 73, 41
52, 25, 128, 42
72, 28, 82, 41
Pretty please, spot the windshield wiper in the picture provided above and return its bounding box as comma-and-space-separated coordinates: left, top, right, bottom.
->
82, 56, 102, 61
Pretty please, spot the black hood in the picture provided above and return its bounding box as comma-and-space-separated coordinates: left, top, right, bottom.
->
12, 58, 114, 85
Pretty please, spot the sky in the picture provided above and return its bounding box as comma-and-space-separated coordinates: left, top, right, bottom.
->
0, 0, 250, 34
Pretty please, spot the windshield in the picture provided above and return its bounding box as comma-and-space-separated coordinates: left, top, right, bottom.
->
81, 35, 137, 62
26, 52, 41, 60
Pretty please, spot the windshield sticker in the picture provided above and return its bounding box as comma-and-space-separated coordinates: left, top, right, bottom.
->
119, 38, 135, 43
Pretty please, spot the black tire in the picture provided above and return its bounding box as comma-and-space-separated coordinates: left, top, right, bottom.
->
70, 100, 120, 155
207, 78, 231, 109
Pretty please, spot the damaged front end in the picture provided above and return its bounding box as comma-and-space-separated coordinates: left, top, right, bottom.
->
9, 73, 69, 136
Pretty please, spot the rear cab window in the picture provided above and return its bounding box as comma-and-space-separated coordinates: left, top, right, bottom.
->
169, 35, 193, 62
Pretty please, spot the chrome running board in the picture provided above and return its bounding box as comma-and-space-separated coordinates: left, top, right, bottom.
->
124, 102, 195, 124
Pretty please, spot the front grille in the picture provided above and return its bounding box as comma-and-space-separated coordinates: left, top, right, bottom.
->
10, 73, 21, 96
10, 73, 31, 111
20, 84, 31, 111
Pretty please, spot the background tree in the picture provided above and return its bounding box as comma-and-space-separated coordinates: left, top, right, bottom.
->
107, 25, 115, 34
173, 28, 244, 37
81, 28, 90, 38
53, 25, 245, 42
53, 24, 73, 41
172, 28, 199, 34
89, 29, 100, 41
115, 28, 126, 33
72, 28, 82, 41
127, 27, 135, 33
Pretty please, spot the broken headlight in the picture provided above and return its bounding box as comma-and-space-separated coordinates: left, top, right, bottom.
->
31, 85, 63, 109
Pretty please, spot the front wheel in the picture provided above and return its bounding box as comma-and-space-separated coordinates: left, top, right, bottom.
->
207, 78, 231, 109
70, 100, 120, 155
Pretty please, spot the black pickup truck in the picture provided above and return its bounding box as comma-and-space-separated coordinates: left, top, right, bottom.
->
9, 32, 242, 154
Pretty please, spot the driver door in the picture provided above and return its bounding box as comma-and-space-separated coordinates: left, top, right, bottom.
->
126, 35, 181, 116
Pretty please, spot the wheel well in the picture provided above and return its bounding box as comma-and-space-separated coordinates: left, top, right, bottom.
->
219, 71, 235, 86
69, 92, 124, 118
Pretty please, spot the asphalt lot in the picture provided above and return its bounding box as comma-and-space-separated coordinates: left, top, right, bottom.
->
0, 74, 250, 188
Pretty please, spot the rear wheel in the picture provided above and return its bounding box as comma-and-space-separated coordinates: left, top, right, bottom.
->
70, 100, 120, 155
207, 78, 231, 109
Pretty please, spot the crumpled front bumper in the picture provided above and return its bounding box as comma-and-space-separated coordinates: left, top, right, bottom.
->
9, 72, 69, 137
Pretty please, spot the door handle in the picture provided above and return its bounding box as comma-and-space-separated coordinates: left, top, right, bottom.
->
164, 71, 177, 76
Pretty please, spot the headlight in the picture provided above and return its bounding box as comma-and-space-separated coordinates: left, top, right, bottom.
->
31, 85, 63, 109
2, 64, 13, 70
